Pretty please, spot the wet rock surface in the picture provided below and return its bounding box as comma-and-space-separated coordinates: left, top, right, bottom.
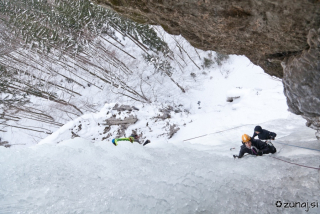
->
283, 29, 320, 139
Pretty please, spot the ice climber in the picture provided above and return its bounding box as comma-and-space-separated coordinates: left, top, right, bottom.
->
112, 132, 151, 146
252, 125, 277, 140
233, 134, 277, 158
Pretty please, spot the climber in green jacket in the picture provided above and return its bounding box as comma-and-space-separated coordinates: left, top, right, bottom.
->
112, 133, 151, 146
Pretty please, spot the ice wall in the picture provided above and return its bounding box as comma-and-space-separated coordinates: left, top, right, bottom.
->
1, 135, 319, 214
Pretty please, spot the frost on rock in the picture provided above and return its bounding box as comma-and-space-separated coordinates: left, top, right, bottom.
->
167, 123, 180, 139
38, 103, 187, 145
112, 104, 140, 112
0, 140, 10, 148
72, 103, 140, 141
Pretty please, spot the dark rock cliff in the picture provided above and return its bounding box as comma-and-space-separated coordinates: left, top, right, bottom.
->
94, 0, 320, 78
93, 0, 320, 137
283, 29, 320, 139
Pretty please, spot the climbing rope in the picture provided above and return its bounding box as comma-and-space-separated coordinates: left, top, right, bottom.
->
235, 154, 320, 170
182, 119, 291, 142
182, 120, 320, 170
271, 156, 320, 170
270, 140, 320, 170
183, 124, 320, 153
183, 123, 260, 141
273, 141, 320, 152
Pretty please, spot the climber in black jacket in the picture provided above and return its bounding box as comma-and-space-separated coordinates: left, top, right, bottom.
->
252, 125, 277, 140
233, 134, 277, 158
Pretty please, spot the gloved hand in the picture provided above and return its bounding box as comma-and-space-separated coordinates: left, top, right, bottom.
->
129, 137, 134, 143
257, 151, 263, 156
233, 155, 239, 159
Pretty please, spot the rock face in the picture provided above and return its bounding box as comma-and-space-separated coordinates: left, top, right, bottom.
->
94, 0, 320, 78
283, 29, 320, 139
94, 0, 320, 138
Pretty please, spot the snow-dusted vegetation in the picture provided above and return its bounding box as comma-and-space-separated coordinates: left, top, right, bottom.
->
0, 0, 224, 144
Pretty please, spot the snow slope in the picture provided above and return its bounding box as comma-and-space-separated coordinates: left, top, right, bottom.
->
1, 30, 320, 213
0, 120, 319, 214
1, 52, 319, 213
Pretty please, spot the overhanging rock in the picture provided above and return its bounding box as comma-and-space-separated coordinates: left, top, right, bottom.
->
283, 28, 320, 139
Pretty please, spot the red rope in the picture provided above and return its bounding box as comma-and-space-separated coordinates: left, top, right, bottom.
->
183, 134, 208, 141
271, 156, 320, 170
183, 121, 277, 142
